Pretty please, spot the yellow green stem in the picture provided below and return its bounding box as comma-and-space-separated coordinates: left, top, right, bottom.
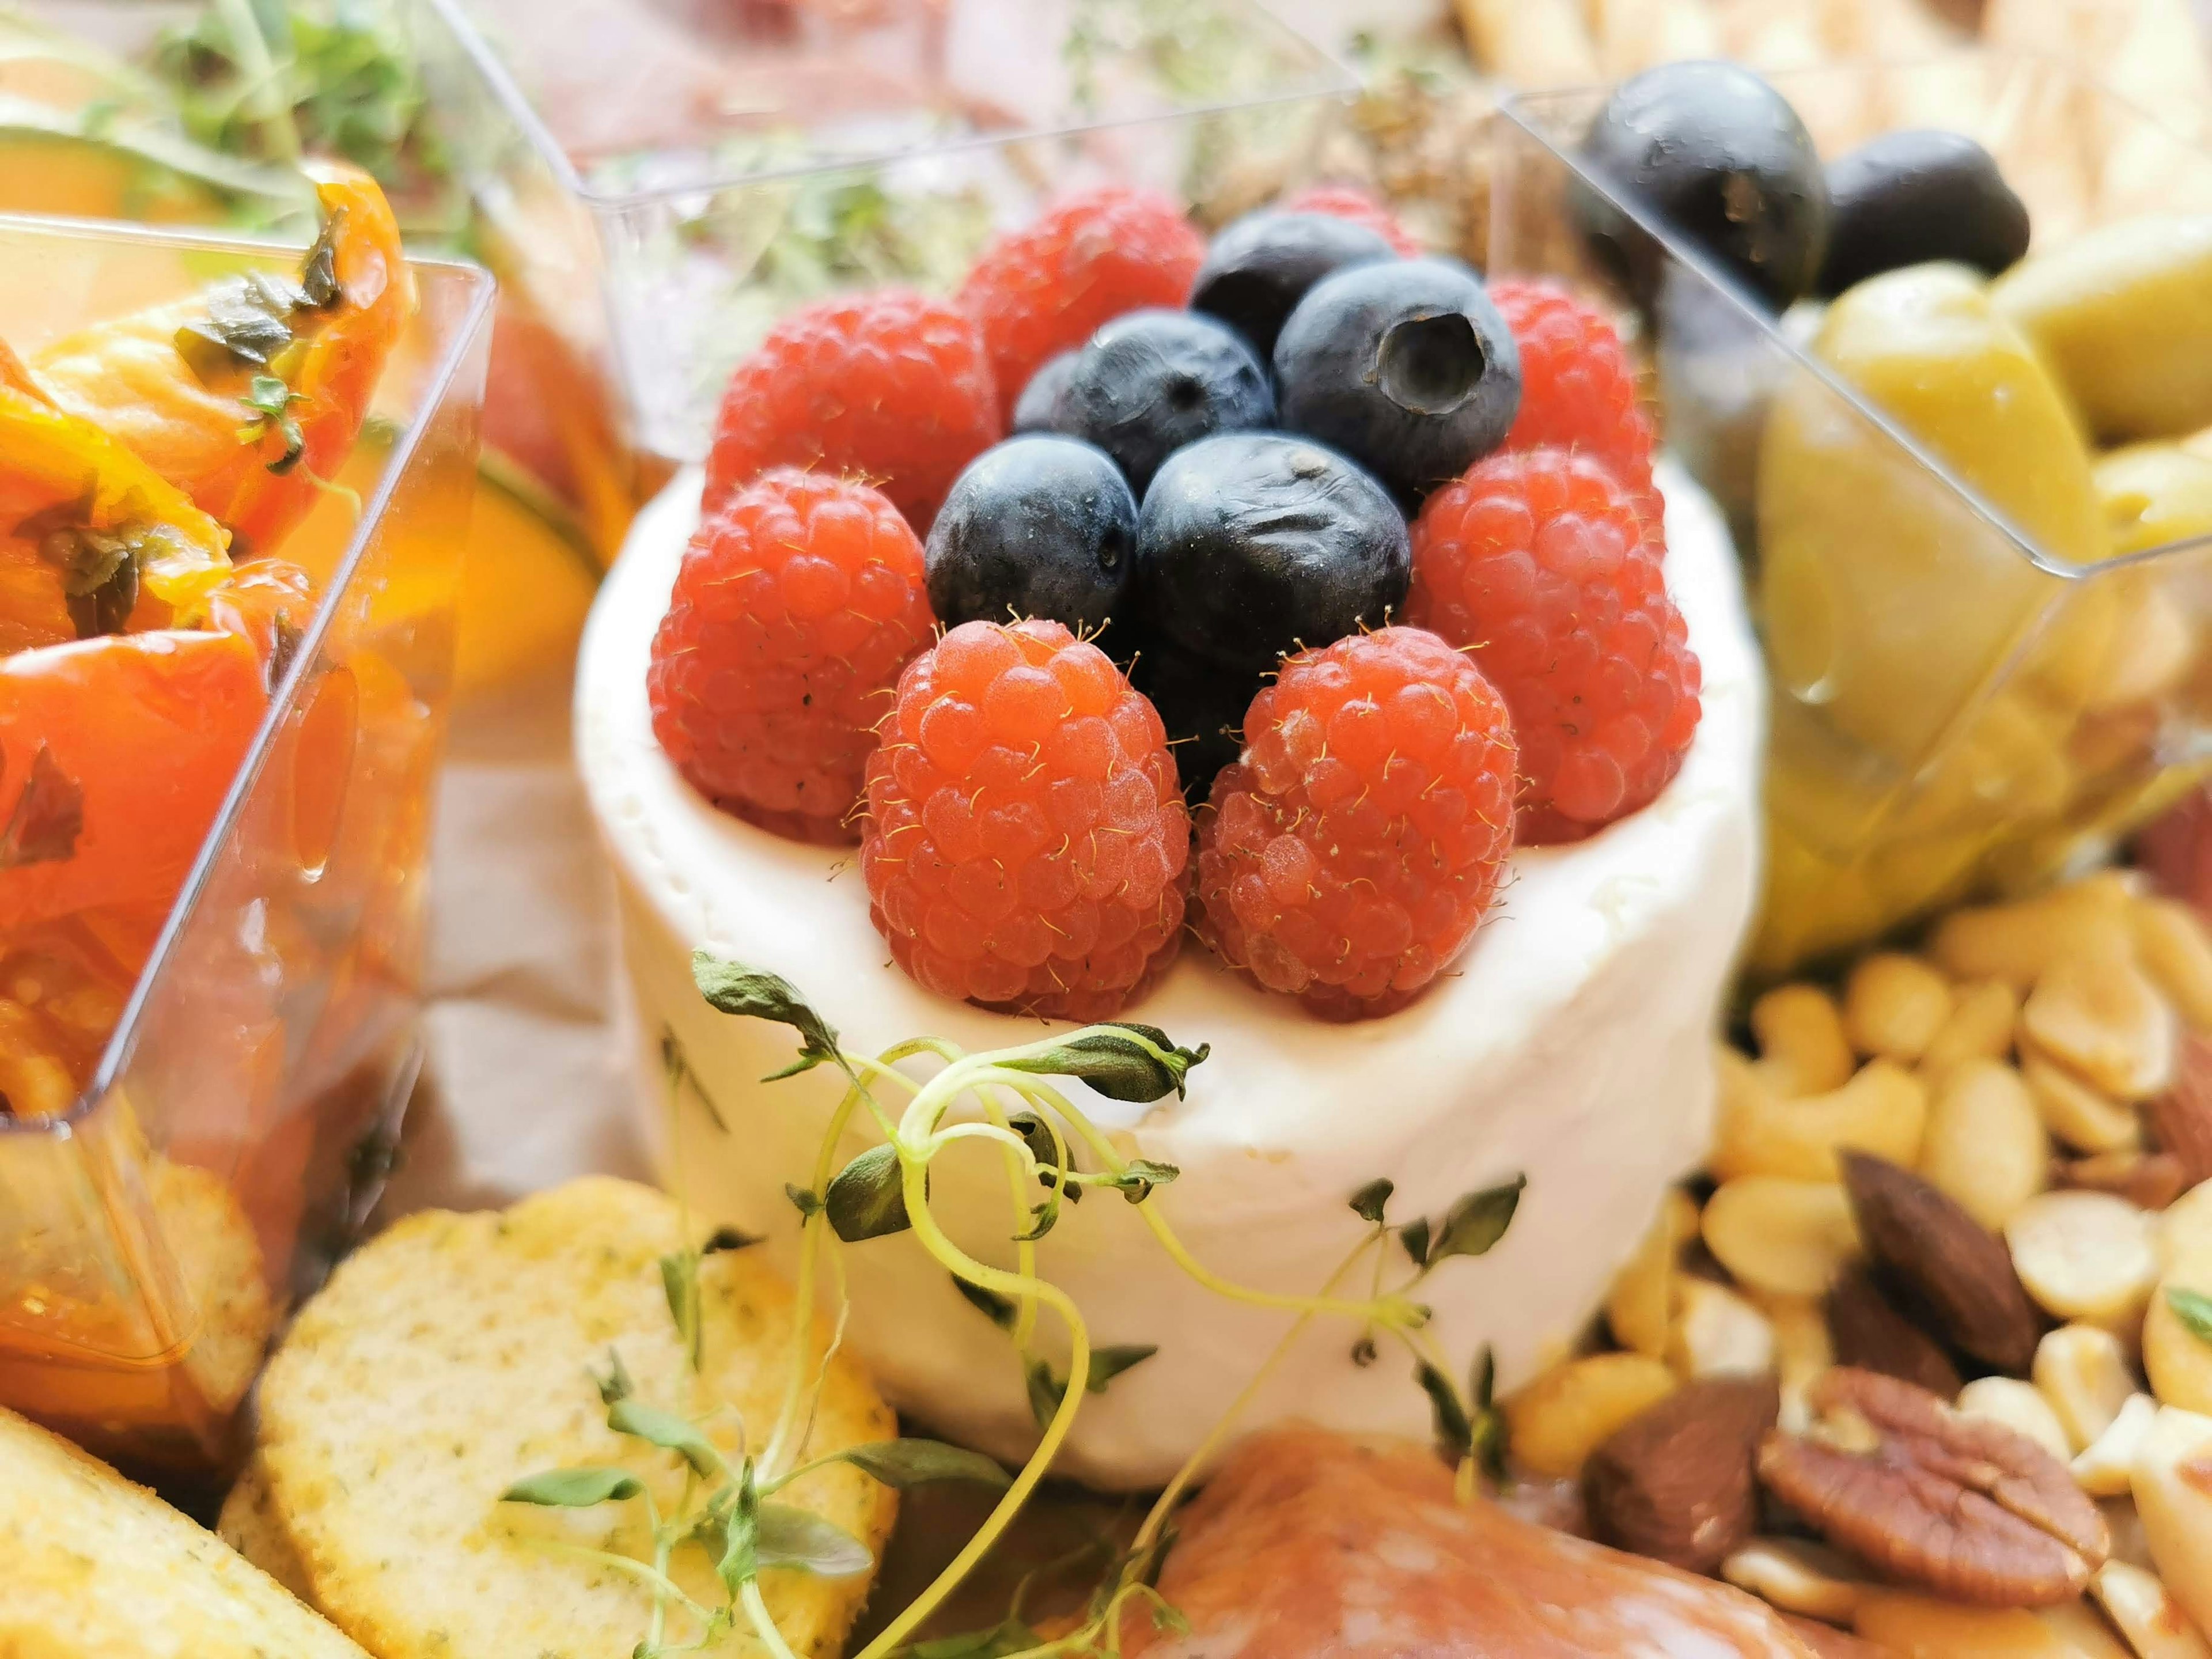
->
740, 1578, 804, 1659
762, 1075, 868, 1475
853, 1156, 1092, 1659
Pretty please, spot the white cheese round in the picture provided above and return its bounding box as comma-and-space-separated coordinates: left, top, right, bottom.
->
576, 460, 1766, 1488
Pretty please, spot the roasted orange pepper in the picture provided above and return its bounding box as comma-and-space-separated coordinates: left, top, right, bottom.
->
0, 369, 233, 651
29, 162, 413, 558
0, 628, 266, 932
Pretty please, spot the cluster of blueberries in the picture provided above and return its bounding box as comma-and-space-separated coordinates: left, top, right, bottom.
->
925, 210, 1524, 795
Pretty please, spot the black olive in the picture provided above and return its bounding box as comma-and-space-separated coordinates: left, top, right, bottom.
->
1815, 129, 2031, 298
1577, 60, 1830, 312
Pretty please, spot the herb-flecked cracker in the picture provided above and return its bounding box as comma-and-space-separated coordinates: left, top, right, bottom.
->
0, 1404, 370, 1659
249, 1177, 897, 1659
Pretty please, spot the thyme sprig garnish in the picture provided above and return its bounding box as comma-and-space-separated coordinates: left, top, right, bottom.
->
620, 952, 1527, 1658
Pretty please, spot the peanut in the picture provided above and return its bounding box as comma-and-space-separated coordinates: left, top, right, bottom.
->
1957, 1376, 2075, 1461
2024, 945, 2179, 1105
2135, 897, 2212, 1033
1762, 1292, 1835, 1433
2130, 1406, 2212, 1637
2161, 1183, 2212, 1278
2037, 1324, 2144, 1452
2144, 1270, 2212, 1414
2045, 1597, 2149, 1659
2107, 1497, 2156, 1572
2089, 1560, 2211, 1659
1721, 1537, 1866, 1624
1930, 887, 2134, 987
1923, 978, 2024, 1078
1855, 1592, 2111, 1657
1752, 983, 1857, 1095
2074, 1395, 2161, 1499
1502, 1353, 1677, 1480
1605, 1188, 1698, 1361
2027, 1047, 2149, 1155
2006, 1191, 2162, 1329
1712, 1056, 1928, 1184
1846, 953, 1955, 1062
1703, 1178, 1862, 1299
1666, 1275, 1776, 1378
1921, 1058, 2051, 1229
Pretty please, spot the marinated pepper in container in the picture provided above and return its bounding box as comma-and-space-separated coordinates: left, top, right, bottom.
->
0, 164, 414, 1461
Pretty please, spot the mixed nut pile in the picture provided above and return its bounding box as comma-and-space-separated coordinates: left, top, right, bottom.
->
1503, 870, 2212, 1656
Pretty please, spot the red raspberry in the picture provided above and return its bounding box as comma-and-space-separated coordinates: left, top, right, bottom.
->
1488, 278, 1662, 530
959, 188, 1206, 423
650, 469, 933, 844
1279, 183, 1421, 256
703, 289, 1000, 531
862, 619, 1189, 1019
1407, 448, 1700, 846
1194, 627, 1518, 1019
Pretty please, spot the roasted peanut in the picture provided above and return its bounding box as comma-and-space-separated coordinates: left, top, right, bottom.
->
1667, 1275, 1777, 1379
1922, 1059, 2051, 1229
1502, 1353, 1677, 1480
2074, 1395, 2161, 1499
2144, 1271, 2212, 1414
2037, 1324, 2143, 1453
2161, 1182, 2212, 1277
1854, 1593, 2097, 1656
1606, 1188, 1698, 1361
1959, 1376, 2075, 1461
1722, 1537, 1866, 1624
1713, 1057, 1928, 1184
2024, 945, 2179, 1105
2129, 1406, 2212, 1637
1930, 887, 2134, 988
1846, 953, 1955, 1062
1704, 1178, 1861, 1298
2045, 1597, 2146, 1658
1753, 983, 1857, 1095
1763, 1292, 1836, 1431
2135, 897, 2212, 1033
1924, 978, 2024, 1078
2027, 1047, 2149, 1155
2089, 1560, 2212, 1659
2008, 1191, 2162, 1329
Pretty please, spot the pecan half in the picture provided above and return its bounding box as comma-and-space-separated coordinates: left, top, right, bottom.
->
1583, 1374, 1779, 1573
1758, 1367, 2109, 1607
1824, 1264, 1961, 1399
2147, 1029, 2212, 1186
1839, 1151, 2043, 1373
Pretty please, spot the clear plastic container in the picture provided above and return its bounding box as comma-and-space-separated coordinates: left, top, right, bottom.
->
1491, 52, 2212, 975
0, 213, 491, 1474
416, 0, 1357, 463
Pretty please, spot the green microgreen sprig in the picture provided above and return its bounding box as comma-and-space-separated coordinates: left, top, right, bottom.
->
521, 958, 1522, 1656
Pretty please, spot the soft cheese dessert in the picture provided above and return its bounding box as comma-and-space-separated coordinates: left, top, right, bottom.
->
578, 450, 1760, 1485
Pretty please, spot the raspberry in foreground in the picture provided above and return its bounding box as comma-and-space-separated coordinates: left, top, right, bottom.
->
650, 469, 934, 845
862, 619, 1189, 1019
1279, 183, 1421, 257
1407, 448, 1701, 845
959, 187, 1207, 425
1487, 278, 1662, 530
703, 289, 1000, 530
1195, 627, 1518, 1019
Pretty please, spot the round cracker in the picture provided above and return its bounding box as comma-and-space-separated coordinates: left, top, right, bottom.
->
254, 1177, 896, 1659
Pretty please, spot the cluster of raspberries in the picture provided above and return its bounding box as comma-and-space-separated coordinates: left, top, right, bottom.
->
649, 185, 1698, 1021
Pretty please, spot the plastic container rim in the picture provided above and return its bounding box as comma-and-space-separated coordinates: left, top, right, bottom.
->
1498, 47, 2212, 582
423, 0, 1360, 211
0, 210, 497, 1138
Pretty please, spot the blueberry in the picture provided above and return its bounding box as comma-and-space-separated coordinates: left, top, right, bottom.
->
926, 435, 1137, 634
1134, 432, 1408, 673
1012, 350, 1077, 433
1578, 60, 1828, 311
1272, 259, 1521, 507
1132, 646, 1256, 800
1816, 130, 2030, 298
1058, 309, 1275, 494
1191, 210, 1398, 361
